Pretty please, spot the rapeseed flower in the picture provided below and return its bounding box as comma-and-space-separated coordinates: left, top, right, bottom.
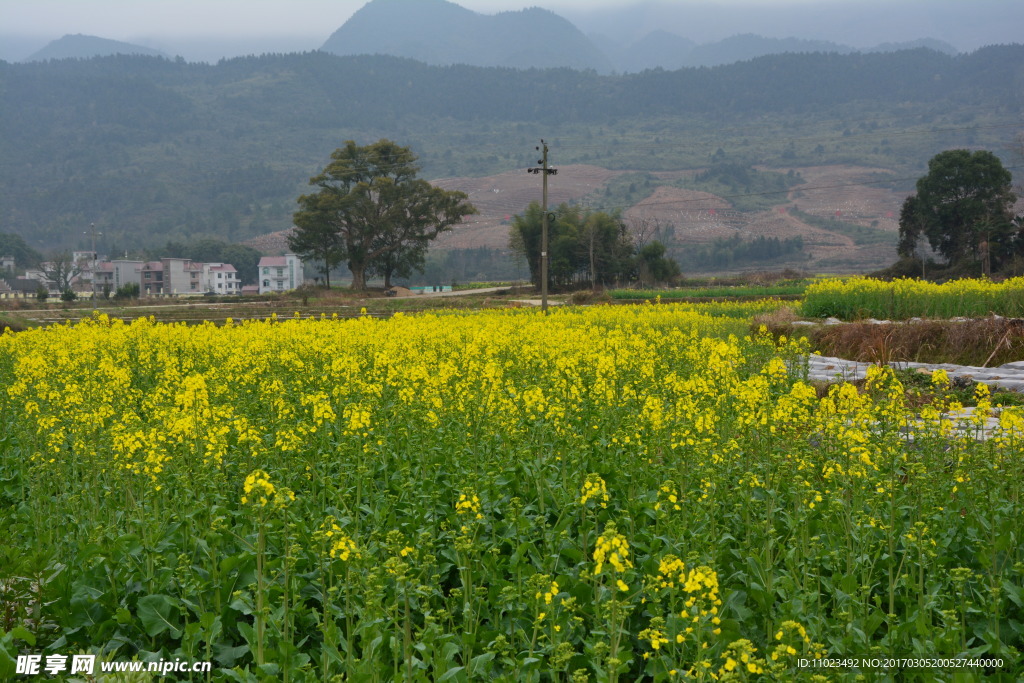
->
580, 473, 609, 508
593, 523, 632, 574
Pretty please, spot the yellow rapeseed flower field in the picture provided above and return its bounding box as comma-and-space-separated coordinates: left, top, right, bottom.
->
803, 276, 1024, 319
0, 303, 1021, 681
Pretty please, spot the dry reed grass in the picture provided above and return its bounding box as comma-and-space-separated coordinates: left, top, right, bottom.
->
811, 317, 1024, 367
754, 312, 1024, 367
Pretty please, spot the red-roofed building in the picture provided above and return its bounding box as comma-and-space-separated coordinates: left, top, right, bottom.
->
258, 253, 304, 294
201, 262, 240, 294
140, 258, 203, 295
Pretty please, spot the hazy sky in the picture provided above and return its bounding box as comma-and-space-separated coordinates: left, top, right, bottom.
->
2, 0, 1018, 62
1, 0, 850, 38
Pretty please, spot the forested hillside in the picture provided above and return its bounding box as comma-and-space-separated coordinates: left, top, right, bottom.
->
1, 46, 1021, 252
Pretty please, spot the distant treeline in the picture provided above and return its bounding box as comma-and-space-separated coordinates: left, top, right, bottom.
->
673, 234, 806, 271
6, 47, 1021, 130
1, 46, 1021, 252
417, 247, 526, 286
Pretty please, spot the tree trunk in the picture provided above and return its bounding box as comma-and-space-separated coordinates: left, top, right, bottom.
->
981, 235, 991, 277
590, 229, 596, 292
349, 262, 367, 290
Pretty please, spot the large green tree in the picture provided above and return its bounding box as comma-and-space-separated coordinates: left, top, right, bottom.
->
898, 149, 1018, 274
292, 140, 475, 290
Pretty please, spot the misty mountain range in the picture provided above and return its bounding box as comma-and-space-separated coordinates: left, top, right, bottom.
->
12, 0, 965, 72
3, 41, 1022, 253
3, 0, 1022, 270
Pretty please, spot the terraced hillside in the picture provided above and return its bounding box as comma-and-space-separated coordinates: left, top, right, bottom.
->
247, 164, 908, 273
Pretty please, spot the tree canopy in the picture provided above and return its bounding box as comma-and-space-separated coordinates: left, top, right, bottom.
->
291, 140, 476, 290
0, 232, 43, 270
897, 149, 1019, 274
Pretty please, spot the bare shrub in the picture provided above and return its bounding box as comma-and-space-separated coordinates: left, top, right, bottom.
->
569, 290, 612, 306
751, 306, 800, 340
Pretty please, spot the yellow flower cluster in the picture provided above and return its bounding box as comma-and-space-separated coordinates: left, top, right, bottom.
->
683, 566, 719, 602
536, 580, 560, 605
593, 523, 631, 574
241, 469, 293, 508
579, 473, 609, 508
654, 480, 681, 512
241, 469, 275, 507
769, 620, 827, 665
316, 517, 360, 562
455, 491, 483, 519
639, 623, 670, 651
655, 555, 687, 590
720, 639, 764, 676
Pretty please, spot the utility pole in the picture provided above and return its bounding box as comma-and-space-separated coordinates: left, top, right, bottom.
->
84, 222, 102, 299
528, 140, 557, 313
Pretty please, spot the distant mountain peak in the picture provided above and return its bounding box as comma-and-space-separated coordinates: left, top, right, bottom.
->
321, 0, 613, 73
24, 34, 167, 62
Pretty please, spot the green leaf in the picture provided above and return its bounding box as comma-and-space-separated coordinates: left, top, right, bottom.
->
137, 594, 181, 638
469, 651, 495, 675
256, 663, 281, 676
9, 626, 35, 646
437, 665, 465, 681
237, 621, 257, 651
213, 642, 250, 668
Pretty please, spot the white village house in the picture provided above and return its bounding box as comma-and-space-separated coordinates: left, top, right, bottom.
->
3, 251, 249, 298
258, 254, 304, 294
201, 262, 240, 294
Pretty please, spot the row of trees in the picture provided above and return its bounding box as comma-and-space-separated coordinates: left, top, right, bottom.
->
898, 149, 1021, 275
675, 234, 806, 271
290, 142, 1020, 289
288, 138, 683, 292
510, 203, 679, 289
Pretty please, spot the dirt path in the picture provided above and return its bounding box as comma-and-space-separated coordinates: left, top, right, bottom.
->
392, 287, 512, 299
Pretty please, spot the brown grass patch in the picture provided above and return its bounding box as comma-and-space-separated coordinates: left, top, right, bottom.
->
811, 317, 1024, 367
568, 290, 613, 306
